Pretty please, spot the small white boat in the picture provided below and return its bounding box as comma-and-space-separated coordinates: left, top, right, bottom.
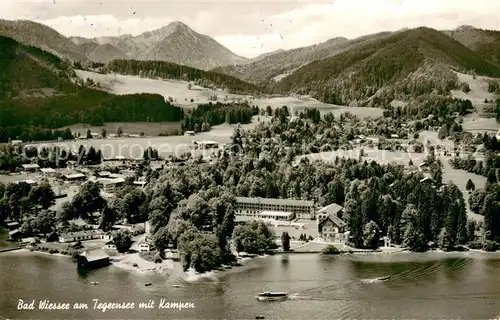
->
90, 281, 99, 285
255, 292, 289, 301
172, 284, 182, 288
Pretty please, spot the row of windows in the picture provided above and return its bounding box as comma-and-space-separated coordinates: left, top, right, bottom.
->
237, 205, 312, 213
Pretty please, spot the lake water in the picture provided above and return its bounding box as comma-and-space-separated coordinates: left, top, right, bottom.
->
1, 251, 500, 319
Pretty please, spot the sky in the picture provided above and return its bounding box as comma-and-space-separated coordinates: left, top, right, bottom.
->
1, 0, 500, 58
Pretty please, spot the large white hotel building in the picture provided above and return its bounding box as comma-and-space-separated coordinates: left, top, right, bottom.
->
235, 197, 315, 220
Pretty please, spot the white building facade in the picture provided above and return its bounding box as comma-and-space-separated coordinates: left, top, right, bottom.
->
235, 197, 315, 220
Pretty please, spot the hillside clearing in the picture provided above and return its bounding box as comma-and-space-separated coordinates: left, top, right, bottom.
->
75, 70, 383, 118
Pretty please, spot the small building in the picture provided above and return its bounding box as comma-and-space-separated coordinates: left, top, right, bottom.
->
6, 221, 20, 230
11, 140, 23, 146
63, 173, 87, 182
317, 208, 347, 243
9, 229, 21, 240
98, 171, 112, 178
59, 231, 96, 243
194, 140, 219, 149
138, 240, 150, 252
22, 164, 40, 172
185, 131, 195, 136
102, 177, 125, 193
133, 181, 146, 187
104, 241, 116, 250
77, 248, 110, 269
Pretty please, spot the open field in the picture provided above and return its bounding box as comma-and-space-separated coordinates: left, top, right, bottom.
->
59, 122, 182, 137
462, 115, 499, 133
76, 70, 384, 118
24, 115, 272, 159
451, 72, 498, 105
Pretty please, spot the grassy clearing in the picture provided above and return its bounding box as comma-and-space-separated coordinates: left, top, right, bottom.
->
76, 70, 384, 119
59, 121, 182, 136
451, 72, 498, 104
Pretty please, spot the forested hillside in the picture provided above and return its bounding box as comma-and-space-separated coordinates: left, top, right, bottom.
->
270, 27, 500, 106
0, 36, 183, 142
103, 60, 262, 95
443, 26, 500, 65
0, 36, 76, 99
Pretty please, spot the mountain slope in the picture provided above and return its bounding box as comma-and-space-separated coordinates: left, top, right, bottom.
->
0, 19, 87, 62
77, 21, 248, 70
213, 32, 399, 83
0, 35, 183, 140
443, 25, 500, 65
271, 27, 500, 106
0, 36, 75, 99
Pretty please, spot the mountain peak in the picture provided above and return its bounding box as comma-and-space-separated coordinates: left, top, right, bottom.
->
168, 21, 189, 31
455, 25, 476, 31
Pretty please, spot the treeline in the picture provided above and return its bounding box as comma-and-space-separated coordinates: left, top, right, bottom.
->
0, 127, 74, 144
449, 151, 500, 179
383, 96, 474, 120
104, 60, 262, 95
0, 144, 103, 172
182, 102, 259, 132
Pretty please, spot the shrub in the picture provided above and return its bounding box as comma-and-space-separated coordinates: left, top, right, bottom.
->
483, 240, 499, 252
321, 245, 340, 255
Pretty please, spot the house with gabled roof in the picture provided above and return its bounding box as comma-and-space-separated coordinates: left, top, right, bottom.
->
316, 203, 347, 243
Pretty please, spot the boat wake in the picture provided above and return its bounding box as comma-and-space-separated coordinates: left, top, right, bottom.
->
360, 276, 390, 284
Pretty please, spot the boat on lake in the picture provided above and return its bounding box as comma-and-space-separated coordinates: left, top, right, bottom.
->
255, 292, 289, 301
90, 281, 99, 285
376, 275, 390, 281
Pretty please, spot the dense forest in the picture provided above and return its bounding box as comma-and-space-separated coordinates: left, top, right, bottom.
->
182, 102, 259, 132
103, 60, 262, 95
0, 89, 183, 128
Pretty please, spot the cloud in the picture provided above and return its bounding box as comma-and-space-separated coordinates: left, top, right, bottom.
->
1, 0, 500, 58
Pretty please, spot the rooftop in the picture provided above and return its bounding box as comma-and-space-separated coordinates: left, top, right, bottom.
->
79, 248, 109, 262
40, 168, 56, 173
317, 203, 343, 215
22, 163, 40, 169
64, 173, 86, 180
235, 197, 314, 207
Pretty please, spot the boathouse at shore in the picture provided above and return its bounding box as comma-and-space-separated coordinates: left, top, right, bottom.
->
77, 248, 110, 269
